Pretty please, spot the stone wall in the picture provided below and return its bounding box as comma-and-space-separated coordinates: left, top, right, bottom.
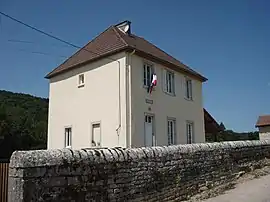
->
8, 140, 270, 202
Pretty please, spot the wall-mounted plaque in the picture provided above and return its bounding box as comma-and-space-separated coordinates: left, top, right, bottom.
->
145, 99, 153, 104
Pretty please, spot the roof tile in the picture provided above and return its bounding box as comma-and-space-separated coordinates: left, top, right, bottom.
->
256, 115, 270, 127
46, 22, 207, 81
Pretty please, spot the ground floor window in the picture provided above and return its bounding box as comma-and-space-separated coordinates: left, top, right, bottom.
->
92, 123, 101, 147
186, 121, 194, 144
65, 127, 72, 147
167, 118, 176, 145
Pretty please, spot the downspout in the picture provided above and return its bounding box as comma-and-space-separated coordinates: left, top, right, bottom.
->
116, 50, 135, 148
127, 50, 136, 148
116, 60, 121, 145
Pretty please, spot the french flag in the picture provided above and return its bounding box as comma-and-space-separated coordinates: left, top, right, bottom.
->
148, 73, 157, 94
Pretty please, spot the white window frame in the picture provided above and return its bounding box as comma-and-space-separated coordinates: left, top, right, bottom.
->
78, 74, 85, 87
185, 77, 193, 100
167, 118, 176, 145
165, 70, 175, 95
91, 122, 101, 148
64, 127, 72, 148
143, 63, 154, 88
186, 121, 194, 144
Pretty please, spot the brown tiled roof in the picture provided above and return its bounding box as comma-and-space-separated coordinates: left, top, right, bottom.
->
256, 115, 270, 127
204, 108, 222, 134
45, 22, 207, 81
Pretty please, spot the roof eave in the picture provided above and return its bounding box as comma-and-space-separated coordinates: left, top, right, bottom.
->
45, 45, 208, 82
131, 48, 208, 82
255, 124, 270, 128
45, 47, 129, 79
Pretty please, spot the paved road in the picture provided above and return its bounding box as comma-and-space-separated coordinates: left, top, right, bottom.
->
203, 174, 270, 202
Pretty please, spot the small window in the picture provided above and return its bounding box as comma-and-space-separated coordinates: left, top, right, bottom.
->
92, 123, 101, 147
186, 121, 194, 144
65, 127, 72, 147
165, 70, 175, 94
143, 63, 154, 87
185, 78, 192, 100
167, 118, 176, 145
78, 74, 85, 87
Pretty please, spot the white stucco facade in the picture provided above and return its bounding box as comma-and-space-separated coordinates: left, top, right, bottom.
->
258, 126, 270, 140
129, 54, 205, 147
48, 52, 128, 149
47, 51, 205, 149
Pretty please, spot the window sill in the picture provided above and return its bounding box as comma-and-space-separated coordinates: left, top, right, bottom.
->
164, 91, 176, 97
143, 85, 156, 92
78, 84, 85, 88
184, 97, 193, 101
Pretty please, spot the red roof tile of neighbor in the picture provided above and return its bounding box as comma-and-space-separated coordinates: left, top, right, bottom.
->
45, 21, 207, 81
256, 115, 270, 127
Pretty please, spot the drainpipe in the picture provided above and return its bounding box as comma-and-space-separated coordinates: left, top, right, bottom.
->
116, 60, 121, 145
127, 50, 136, 148
116, 50, 136, 148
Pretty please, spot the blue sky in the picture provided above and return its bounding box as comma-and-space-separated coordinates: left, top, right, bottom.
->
0, 0, 269, 132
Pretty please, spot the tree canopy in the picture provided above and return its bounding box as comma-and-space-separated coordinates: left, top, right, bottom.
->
0, 90, 48, 159
205, 122, 259, 142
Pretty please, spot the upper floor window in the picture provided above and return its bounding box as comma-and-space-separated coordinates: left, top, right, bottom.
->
78, 74, 85, 87
143, 63, 154, 87
167, 118, 176, 145
185, 78, 192, 100
165, 70, 175, 95
65, 127, 72, 148
186, 121, 194, 144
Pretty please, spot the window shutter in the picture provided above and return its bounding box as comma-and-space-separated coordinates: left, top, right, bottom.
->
184, 78, 187, 98
190, 80, 193, 100
162, 69, 167, 92
191, 123, 194, 143
143, 64, 146, 86
172, 74, 175, 95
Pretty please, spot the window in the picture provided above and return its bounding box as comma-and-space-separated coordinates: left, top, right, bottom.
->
185, 78, 192, 100
78, 74, 85, 87
65, 127, 72, 147
186, 122, 194, 144
143, 63, 154, 87
167, 118, 176, 145
165, 70, 175, 94
92, 123, 101, 147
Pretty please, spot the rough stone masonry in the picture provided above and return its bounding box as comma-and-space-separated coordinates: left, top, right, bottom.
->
8, 140, 270, 202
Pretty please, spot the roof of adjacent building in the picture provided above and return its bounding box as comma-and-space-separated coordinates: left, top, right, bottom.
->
204, 108, 222, 134
45, 21, 207, 81
256, 115, 270, 127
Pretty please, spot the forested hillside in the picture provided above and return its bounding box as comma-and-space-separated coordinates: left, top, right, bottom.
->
0, 90, 48, 159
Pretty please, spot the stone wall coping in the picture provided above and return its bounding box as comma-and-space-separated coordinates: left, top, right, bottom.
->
9, 140, 270, 168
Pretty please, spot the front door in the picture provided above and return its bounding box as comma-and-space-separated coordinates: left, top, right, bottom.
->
144, 115, 155, 146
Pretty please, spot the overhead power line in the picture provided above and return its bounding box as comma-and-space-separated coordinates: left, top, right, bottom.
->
5, 47, 68, 58
0, 11, 117, 62
0, 11, 123, 135
7, 39, 73, 48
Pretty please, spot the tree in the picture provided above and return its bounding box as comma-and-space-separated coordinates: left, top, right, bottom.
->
0, 90, 48, 159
